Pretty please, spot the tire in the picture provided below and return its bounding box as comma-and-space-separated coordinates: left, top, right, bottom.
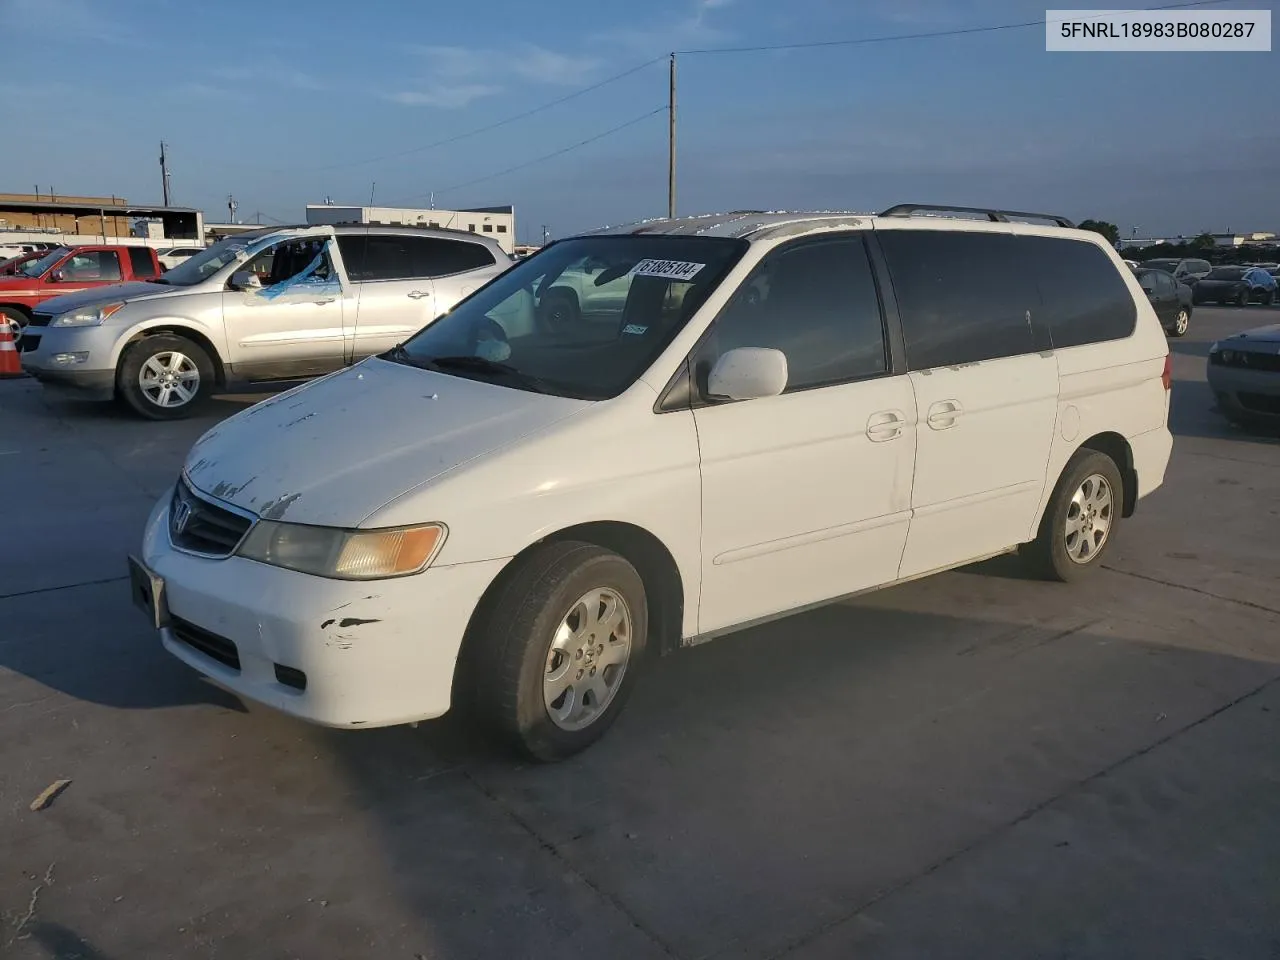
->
1168, 307, 1190, 338
1021, 449, 1124, 583
1236, 288, 1250, 307
1264, 290, 1276, 307
536, 288, 582, 333
0, 306, 28, 341
467, 541, 648, 761
116, 334, 215, 420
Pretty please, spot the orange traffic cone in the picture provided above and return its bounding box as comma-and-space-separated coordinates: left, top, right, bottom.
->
0, 324, 23, 378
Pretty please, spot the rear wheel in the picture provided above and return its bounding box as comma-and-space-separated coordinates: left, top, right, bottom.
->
1236, 288, 1250, 307
117, 335, 214, 420
1168, 307, 1189, 337
1021, 449, 1124, 583
0, 306, 27, 342
467, 541, 647, 761
1263, 290, 1276, 307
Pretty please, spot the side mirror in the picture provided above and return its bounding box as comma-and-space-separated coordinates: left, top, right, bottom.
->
707, 347, 788, 401
231, 270, 262, 291
49, 270, 65, 282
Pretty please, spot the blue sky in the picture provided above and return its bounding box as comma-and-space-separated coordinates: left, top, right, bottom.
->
4, 0, 1277, 243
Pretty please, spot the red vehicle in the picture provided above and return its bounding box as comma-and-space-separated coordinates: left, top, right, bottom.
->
0, 250, 49, 277
0, 244, 163, 339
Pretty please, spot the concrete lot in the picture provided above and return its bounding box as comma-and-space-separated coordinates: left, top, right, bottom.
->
2, 305, 1278, 960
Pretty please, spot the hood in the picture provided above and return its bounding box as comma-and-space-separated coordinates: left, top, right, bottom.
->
184, 358, 591, 527
34, 281, 177, 315
1223, 323, 1280, 346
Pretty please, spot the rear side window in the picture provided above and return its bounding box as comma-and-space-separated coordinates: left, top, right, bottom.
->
696, 236, 887, 393
1023, 236, 1136, 348
128, 247, 159, 279
878, 230, 1037, 369
405, 237, 495, 277
337, 235, 416, 281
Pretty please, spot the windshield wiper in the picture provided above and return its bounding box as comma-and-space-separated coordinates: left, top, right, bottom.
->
422, 355, 554, 394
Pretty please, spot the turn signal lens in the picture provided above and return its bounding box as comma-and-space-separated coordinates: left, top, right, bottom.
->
334, 526, 445, 578
1162, 354, 1172, 391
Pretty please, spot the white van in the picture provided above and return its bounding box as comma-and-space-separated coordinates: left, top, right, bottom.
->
130, 205, 1173, 760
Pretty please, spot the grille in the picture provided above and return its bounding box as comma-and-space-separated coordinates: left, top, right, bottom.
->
170, 617, 241, 670
169, 479, 253, 557
1239, 393, 1280, 415
1210, 350, 1280, 373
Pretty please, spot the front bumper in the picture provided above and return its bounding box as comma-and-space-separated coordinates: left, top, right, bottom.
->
21, 323, 119, 401
139, 494, 509, 728
1207, 362, 1280, 419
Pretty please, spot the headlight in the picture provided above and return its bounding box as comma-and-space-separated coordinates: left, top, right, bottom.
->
50, 301, 126, 327
237, 521, 446, 579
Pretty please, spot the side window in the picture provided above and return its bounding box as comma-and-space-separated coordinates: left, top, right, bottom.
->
62, 250, 122, 282
405, 237, 496, 277
1138, 270, 1157, 294
1023, 236, 1137, 348
242, 238, 334, 287
695, 236, 887, 394
337, 235, 415, 281
878, 230, 1037, 369
1156, 272, 1176, 294
128, 247, 159, 279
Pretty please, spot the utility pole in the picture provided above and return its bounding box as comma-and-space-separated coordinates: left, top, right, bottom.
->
227, 194, 238, 223
668, 53, 677, 220
159, 141, 172, 206
541, 224, 550, 247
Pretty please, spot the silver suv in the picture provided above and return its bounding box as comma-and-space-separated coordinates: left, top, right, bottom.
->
19, 224, 511, 419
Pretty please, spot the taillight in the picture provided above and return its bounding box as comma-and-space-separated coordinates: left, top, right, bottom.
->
1162, 354, 1172, 391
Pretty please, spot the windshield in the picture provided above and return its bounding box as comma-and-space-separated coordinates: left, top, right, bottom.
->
388, 235, 748, 400
159, 235, 261, 286
1206, 267, 1245, 280
19, 247, 71, 277
1142, 260, 1177, 273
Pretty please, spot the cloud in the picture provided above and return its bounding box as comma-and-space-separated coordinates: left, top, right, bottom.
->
388, 84, 504, 109
591, 0, 735, 54
389, 42, 598, 109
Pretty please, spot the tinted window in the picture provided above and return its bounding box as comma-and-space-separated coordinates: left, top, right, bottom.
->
337, 235, 416, 281
128, 246, 159, 278
61, 250, 122, 282
1137, 269, 1158, 293
1206, 267, 1245, 280
1155, 272, 1176, 294
1144, 260, 1177, 274
696, 237, 886, 392
879, 230, 1037, 369
1189, 260, 1211, 273
1024, 236, 1136, 348
405, 237, 495, 277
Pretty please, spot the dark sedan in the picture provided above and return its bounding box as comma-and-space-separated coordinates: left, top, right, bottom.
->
1191, 266, 1277, 307
1136, 267, 1193, 337
1207, 323, 1280, 429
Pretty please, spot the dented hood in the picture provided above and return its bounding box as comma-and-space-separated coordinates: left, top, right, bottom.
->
183, 358, 590, 527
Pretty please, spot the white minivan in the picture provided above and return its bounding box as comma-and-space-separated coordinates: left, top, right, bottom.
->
130, 205, 1174, 760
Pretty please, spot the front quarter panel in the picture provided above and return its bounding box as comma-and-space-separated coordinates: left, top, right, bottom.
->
364, 385, 705, 638
101, 291, 230, 369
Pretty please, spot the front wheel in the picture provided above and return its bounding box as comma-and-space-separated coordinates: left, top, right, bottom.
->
1263, 290, 1276, 307
117, 334, 214, 420
1021, 449, 1124, 583
1168, 307, 1190, 338
1236, 288, 1250, 307
467, 541, 647, 761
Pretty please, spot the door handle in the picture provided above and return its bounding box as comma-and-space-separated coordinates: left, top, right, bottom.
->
406, 290, 431, 300
866, 409, 905, 442
313, 298, 335, 305
926, 400, 964, 430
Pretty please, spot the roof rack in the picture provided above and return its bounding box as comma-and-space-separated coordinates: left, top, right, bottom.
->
878, 204, 1075, 229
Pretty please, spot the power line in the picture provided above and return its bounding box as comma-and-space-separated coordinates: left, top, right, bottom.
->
309, 57, 664, 174
392, 106, 668, 204
675, 0, 1234, 54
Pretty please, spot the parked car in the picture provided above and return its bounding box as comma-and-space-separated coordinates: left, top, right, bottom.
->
1207, 323, 1280, 428
0, 244, 163, 342
1141, 257, 1212, 285
155, 246, 204, 270
0, 250, 50, 278
20, 225, 512, 419
1191, 265, 1277, 306
127, 204, 1173, 761
1136, 267, 1193, 336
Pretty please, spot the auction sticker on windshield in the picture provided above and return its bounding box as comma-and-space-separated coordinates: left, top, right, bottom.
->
630, 259, 705, 281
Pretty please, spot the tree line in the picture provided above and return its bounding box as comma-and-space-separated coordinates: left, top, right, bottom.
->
1077, 219, 1277, 265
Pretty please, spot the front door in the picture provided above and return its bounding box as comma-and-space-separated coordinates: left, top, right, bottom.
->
876, 228, 1058, 578
39, 249, 124, 304
692, 235, 916, 635
221, 235, 347, 381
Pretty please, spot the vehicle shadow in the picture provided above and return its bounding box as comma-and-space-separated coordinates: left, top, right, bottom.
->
308, 590, 1280, 960
24, 922, 119, 960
